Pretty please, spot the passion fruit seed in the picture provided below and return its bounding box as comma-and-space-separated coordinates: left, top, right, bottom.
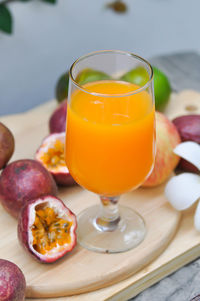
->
41, 140, 65, 170
32, 206, 72, 255
36, 133, 76, 186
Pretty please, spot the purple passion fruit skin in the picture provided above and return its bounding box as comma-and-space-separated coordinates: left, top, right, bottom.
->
0, 159, 57, 219
173, 115, 200, 173
173, 115, 200, 143
0, 259, 26, 301
49, 101, 67, 134
18, 195, 77, 263
53, 172, 76, 186
0, 122, 15, 170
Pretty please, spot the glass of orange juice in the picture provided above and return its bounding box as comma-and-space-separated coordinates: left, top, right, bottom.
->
66, 50, 155, 253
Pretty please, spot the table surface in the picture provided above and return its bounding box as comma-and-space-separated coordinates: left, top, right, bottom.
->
1, 2, 200, 299
0, 22, 200, 301
2, 51, 200, 301
131, 52, 200, 301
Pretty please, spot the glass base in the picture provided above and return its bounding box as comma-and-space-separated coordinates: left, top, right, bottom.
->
77, 205, 146, 253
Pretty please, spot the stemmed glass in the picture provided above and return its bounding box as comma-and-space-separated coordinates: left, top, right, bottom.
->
65, 50, 155, 253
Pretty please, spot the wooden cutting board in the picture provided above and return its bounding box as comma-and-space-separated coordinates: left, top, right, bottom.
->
0, 89, 200, 300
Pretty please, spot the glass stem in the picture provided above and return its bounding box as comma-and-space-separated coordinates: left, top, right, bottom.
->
95, 196, 120, 232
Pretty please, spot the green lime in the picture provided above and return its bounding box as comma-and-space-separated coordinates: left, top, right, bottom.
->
55, 72, 69, 103
120, 66, 149, 87
153, 66, 171, 111
76, 68, 110, 85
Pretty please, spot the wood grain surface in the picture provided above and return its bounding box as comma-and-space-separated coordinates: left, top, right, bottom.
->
150, 51, 200, 92
1, 87, 200, 299
0, 98, 180, 298
1, 52, 200, 300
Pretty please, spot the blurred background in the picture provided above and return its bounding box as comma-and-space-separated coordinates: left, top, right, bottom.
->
0, 0, 200, 116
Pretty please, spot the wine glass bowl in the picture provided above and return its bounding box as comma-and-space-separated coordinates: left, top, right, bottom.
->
65, 50, 155, 253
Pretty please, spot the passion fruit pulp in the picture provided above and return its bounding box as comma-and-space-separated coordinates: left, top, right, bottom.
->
36, 133, 76, 186
0, 159, 57, 218
18, 196, 77, 263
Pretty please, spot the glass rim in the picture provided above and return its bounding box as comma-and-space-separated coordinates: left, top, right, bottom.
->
69, 50, 154, 98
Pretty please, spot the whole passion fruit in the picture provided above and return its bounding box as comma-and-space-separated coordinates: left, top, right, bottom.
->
36, 133, 76, 186
0, 122, 15, 170
18, 195, 77, 263
0, 259, 26, 301
49, 101, 67, 134
0, 159, 57, 218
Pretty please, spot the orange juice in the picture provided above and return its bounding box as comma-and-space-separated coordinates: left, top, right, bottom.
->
66, 80, 155, 196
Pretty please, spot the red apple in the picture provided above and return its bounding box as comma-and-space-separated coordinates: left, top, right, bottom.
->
142, 111, 181, 187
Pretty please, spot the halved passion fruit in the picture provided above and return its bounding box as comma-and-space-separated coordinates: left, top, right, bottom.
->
18, 195, 77, 263
36, 133, 76, 186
